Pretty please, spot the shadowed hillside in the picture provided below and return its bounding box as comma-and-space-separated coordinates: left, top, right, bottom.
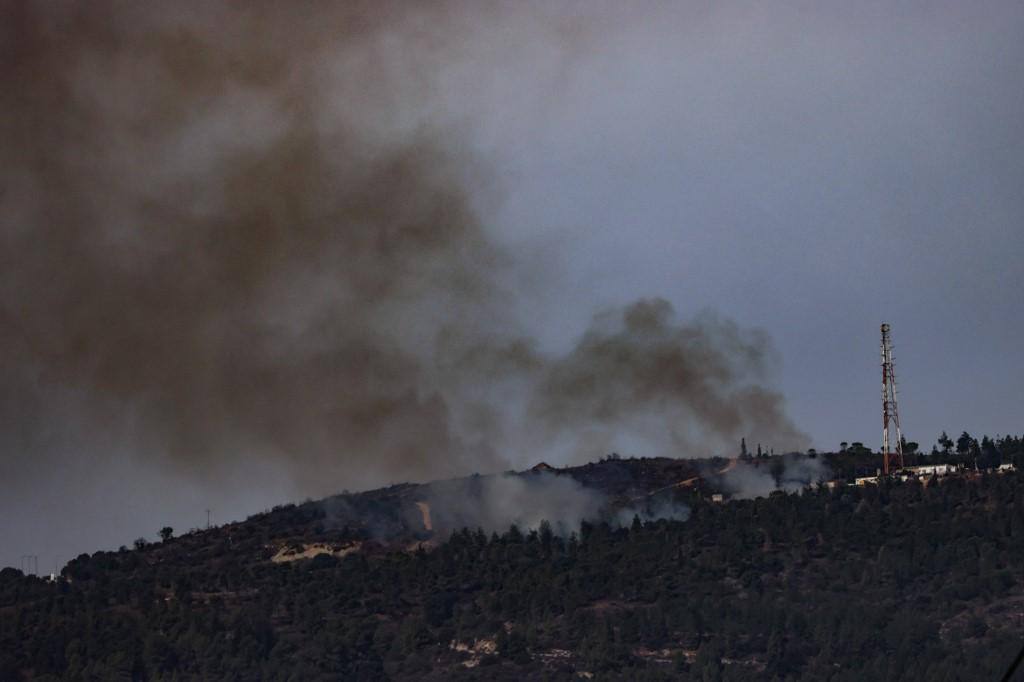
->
4, 442, 1024, 679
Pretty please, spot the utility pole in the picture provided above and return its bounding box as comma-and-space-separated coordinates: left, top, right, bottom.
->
206, 509, 211, 530
881, 323, 904, 474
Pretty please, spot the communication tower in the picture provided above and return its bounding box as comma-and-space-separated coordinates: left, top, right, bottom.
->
881, 323, 903, 474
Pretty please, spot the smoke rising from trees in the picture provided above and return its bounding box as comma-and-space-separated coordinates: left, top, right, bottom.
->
719, 455, 830, 500
1, 2, 807, 565
421, 472, 606, 537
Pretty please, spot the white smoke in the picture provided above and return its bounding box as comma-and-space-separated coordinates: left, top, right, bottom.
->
720, 455, 829, 500
421, 469, 691, 536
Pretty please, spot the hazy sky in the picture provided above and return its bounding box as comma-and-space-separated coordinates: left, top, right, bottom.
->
2, 2, 1022, 570
492, 2, 1023, 453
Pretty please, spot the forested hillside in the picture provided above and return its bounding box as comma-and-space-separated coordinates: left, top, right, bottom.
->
4, 441, 1024, 680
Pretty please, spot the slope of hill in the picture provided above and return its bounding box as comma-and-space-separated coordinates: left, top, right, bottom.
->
3, 452, 1024, 680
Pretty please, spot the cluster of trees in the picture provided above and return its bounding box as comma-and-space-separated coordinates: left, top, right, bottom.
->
737, 432, 1024, 477
816, 433, 1024, 481
5, 458, 1024, 679
928, 432, 1019, 470
738, 438, 769, 460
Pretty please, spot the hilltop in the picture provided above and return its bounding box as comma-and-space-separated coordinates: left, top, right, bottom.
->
4, 442, 1024, 680
104, 455, 726, 569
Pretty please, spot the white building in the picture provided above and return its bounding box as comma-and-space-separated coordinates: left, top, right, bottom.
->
907, 464, 956, 477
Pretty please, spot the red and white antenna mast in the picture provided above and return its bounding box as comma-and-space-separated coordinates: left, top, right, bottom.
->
881, 323, 903, 474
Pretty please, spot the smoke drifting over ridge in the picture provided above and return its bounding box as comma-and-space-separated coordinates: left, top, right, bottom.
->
417, 470, 691, 539
421, 472, 607, 538
530, 299, 808, 460
719, 456, 830, 501
0, 0, 806, 542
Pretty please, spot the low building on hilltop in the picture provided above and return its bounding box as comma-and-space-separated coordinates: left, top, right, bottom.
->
906, 464, 957, 477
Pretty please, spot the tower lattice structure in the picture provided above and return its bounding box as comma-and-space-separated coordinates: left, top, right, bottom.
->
880, 323, 903, 474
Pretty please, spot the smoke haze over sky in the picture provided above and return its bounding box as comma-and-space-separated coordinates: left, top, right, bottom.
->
2, 1, 1022, 569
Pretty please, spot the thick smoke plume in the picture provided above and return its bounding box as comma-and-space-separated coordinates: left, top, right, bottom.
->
1, 1, 525, 495
529, 299, 809, 460
0, 2, 807, 563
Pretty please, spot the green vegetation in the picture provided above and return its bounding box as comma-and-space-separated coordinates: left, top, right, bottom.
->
2, 435, 1024, 680
824, 433, 1022, 482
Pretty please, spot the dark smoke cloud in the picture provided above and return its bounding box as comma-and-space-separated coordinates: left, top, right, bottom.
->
0, 2, 806, 566
1, 1, 520, 494
528, 299, 809, 459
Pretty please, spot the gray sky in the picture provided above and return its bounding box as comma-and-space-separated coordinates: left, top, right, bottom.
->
491, 1, 1023, 451
2, 2, 1022, 570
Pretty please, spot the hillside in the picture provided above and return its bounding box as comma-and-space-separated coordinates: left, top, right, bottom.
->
4, 448, 1024, 680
